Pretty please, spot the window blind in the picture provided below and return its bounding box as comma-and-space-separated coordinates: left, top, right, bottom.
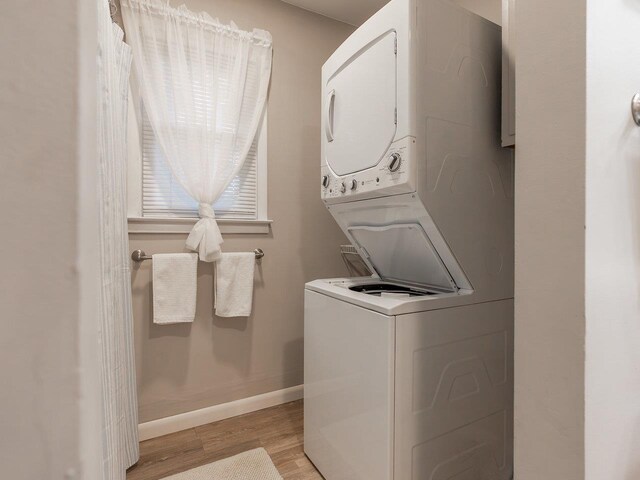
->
141, 110, 260, 219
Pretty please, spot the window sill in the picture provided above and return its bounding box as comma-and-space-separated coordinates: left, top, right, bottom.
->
127, 217, 273, 235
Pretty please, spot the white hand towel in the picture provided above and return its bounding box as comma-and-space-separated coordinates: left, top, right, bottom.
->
215, 252, 255, 317
152, 253, 198, 324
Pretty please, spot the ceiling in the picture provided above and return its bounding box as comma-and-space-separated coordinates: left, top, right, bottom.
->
280, 0, 388, 26
280, 0, 502, 27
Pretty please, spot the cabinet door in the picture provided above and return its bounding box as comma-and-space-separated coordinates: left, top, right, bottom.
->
324, 31, 397, 176
502, 0, 516, 147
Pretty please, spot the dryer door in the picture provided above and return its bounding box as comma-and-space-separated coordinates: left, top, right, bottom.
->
324, 31, 397, 177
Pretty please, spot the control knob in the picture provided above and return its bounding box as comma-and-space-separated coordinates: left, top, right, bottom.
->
388, 153, 402, 172
350, 179, 358, 191
340, 182, 346, 193
321, 175, 329, 188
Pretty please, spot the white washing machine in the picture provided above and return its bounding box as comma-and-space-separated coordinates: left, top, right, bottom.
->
305, 281, 513, 480
304, 0, 514, 479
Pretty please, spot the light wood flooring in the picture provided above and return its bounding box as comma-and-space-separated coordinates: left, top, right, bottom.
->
126, 400, 323, 480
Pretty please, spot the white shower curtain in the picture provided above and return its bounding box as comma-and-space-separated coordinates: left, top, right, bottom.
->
97, 1, 139, 478
121, 0, 272, 262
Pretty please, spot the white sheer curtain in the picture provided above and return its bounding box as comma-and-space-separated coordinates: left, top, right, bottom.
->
97, 1, 139, 478
121, 0, 273, 262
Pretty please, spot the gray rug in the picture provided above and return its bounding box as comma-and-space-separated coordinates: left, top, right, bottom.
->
161, 448, 282, 480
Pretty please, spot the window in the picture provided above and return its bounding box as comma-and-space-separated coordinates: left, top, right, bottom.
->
139, 106, 267, 220
127, 33, 269, 230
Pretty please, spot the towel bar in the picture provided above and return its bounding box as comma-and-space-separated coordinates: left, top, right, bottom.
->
131, 248, 264, 262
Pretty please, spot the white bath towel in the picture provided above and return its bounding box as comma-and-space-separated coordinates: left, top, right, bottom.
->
215, 252, 255, 317
152, 253, 198, 324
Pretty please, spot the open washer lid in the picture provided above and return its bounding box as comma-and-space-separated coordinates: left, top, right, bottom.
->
348, 223, 458, 292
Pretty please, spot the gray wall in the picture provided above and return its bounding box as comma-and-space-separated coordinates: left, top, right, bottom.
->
515, 0, 587, 478
128, 0, 354, 423
516, 0, 640, 478
0, 1, 102, 478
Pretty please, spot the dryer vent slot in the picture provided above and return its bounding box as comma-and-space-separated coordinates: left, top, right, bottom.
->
349, 283, 435, 297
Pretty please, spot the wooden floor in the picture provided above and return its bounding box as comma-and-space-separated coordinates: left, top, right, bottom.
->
126, 400, 323, 480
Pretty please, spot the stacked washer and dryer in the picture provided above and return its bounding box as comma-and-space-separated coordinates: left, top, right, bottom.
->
303, 0, 514, 479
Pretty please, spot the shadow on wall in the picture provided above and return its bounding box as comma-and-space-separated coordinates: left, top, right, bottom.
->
297, 124, 349, 281
131, 262, 192, 388
284, 336, 303, 386
209, 261, 267, 377
624, 407, 640, 479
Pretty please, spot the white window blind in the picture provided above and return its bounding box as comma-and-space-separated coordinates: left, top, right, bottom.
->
141, 109, 261, 219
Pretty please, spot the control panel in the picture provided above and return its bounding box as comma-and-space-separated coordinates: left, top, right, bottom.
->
321, 136, 416, 204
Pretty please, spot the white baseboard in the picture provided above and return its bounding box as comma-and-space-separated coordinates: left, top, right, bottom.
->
138, 384, 304, 441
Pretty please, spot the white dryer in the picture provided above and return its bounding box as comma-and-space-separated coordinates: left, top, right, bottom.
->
304, 0, 514, 479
